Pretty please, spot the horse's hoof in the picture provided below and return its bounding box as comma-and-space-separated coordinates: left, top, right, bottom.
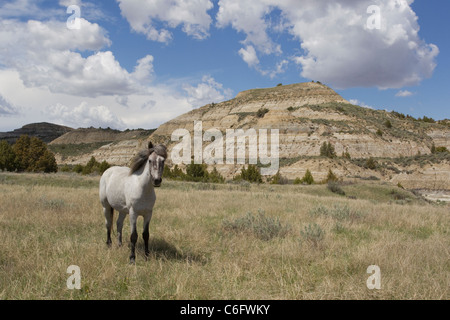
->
129, 258, 136, 265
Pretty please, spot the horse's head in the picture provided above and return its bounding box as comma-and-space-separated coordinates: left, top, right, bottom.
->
130, 141, 167, 187
147, 141, 167, 187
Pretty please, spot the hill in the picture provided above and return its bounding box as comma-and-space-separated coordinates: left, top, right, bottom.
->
147, 82, 449, 190
49, 127, 155, 165
51, 82, 450, 191
0, 122, 73, 144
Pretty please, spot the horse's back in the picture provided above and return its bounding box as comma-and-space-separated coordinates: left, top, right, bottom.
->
99, 166, 130, 211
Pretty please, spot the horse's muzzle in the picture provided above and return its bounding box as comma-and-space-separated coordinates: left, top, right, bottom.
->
153, 178, 162, 187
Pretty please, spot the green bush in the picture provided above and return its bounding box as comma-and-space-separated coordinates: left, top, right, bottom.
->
365, 157, 377, 170
70, 156, 111, 175
185, 162, 209, 182
325, 169, 338, 183
270, 171, 288, 185
11, 135, 57, 173
236, 165, 263, 183
208, 167, 225, 184
320, 142, 336, 158
256, 108, 269, 118
0, 140, 16, 172
301, 169, 314, 185
435, 146, 449, 153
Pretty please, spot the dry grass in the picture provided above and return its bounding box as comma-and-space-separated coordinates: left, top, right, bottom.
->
0, 172, 448, 300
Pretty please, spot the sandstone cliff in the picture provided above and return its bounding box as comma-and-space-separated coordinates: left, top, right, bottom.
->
51, 82, 449, 190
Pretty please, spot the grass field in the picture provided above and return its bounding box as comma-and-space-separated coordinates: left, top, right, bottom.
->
0, 172, 448, 300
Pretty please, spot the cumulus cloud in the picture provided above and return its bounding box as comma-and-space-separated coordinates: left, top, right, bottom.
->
183, 76, 233, 108
47, 102, 126, 129
239, 45, 260, 68
117, 0, 214, 43
349, 99, 374, 109
0, 18, 156, 97
395, 90, 415, 97
216, 0, 439, 89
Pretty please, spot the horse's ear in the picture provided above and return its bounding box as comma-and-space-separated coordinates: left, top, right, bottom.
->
148, 141, 154, 149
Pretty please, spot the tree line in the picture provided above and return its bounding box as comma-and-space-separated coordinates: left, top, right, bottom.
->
0, 135, 57, 173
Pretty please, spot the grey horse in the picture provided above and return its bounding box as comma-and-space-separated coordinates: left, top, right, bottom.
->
99, 141, 167, 264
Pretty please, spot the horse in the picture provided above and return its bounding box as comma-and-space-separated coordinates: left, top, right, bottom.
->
99, 141, 167, 264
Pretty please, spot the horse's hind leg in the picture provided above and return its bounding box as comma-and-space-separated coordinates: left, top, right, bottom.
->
129, 210, 138, 264
103, 205, 114, 247
116, 212, 126, 247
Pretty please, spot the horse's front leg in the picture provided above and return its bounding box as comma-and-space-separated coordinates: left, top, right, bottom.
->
142, 210, 153, 259
129, 210, 138, 264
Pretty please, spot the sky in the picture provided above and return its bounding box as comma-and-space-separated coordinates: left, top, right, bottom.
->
0, 0, 448, 131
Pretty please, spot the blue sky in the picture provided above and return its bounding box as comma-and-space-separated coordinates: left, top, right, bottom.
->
0, 0, 448, 131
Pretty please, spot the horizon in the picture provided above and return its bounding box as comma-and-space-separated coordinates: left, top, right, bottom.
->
2, 80, 449, 133
0, 1, 449, 131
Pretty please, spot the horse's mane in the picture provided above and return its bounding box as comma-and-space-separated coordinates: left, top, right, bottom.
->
129, 143, 167, 175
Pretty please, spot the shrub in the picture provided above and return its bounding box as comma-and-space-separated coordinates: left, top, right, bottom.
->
384, 120, 392, 128
320, 142, 336, 158
12, 135, 57, 173
73, 164, 83, 174
98, 160, 111, 175
185, 162, 209, 182
270, 171, 288, 185
365, 157, 377, 170
301, 169, 314, 185
435, 146, 449, 153
309, 204, 364, 221
325, 169, 338, 183
208, 167, 225, 184
72, 156, 111, 175
222, 210, 291, 241
342, 151, 351, 160
376, 129, 383, 136
0, 140, 16, 172
236, 165, 263, 183
431, 143, 436, 154
256, 108, 269, 118
327, 181, 345, 195
300, 223, 325, 247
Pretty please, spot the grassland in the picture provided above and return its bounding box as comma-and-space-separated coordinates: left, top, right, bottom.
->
0, 172, 448, 300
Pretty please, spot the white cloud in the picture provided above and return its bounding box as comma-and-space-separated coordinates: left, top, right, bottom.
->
239, 46, 260, 68
216, 0, 439, 89
216, 0, 282, 55
395, 90, 415, 97
117, 0, 214, 43
349, 99, 374, 109
183, 75, 233, 108
0, 19, 157, 98
132, 55, 154, 82
47, 102, 126, 129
